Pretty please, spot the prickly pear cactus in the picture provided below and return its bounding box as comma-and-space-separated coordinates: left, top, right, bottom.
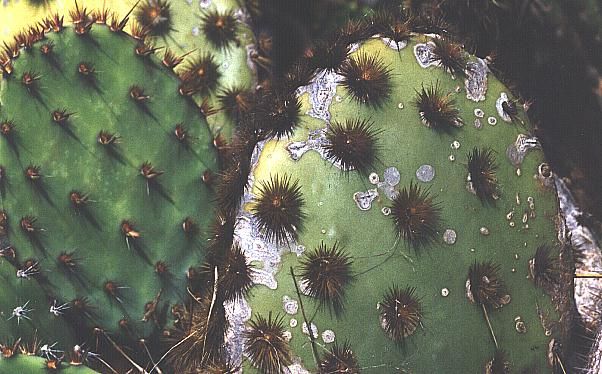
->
221, 16, 574, 374
1, 0, 257, 138
0, 8, 218, 371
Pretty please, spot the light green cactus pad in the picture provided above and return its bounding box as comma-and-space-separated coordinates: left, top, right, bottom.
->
232, 36, 565, 373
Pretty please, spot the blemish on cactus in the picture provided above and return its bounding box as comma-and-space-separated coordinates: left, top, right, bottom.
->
416, 164, 435, 183
536, 163, 555, 188
496, 92, 516, 122
413, 41, 437, 68
282, 296, 298, 315
465, 58, 488, 102
321, 329, 335, 344
296, 69, 340, 122
506, 134, 540, 167
353, 188, 378, 211
442, 229, 457, 245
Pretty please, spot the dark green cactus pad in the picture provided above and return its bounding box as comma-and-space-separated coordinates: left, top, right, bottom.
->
0, 21, 217, 355
1, 0, 257, 140
0, 256, 77, 351
0, 354, 97, 373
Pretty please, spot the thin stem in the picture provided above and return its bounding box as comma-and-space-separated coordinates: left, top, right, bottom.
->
141, 340, 162, 374
150, 334, 194, 374
481, 304, 498, 348
95, 356, 119, 374
201, 266, 219, 362
290, 266, 320, 368
555, 353, 567, 374
100, 330, 147, 373
574, 272, 602, 278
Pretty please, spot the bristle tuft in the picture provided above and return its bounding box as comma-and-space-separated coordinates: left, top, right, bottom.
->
414, 81, 463, 130
379, 285, 423, 344
467, 147, 499, 204
244, 312, 292, 374
135, 0, 172, 37
251, 174, 306, 245
324, 118, 381, 175
390, 182, 442, 250
466, 261, 509, 309
339, 52, 392, 108
201, 9, 239, 50
429, 37, 468, 76
318, 340, 360, 374
299, 241, 355, 317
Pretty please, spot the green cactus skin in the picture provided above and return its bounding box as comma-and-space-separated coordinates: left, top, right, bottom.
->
0, 258, 77, 352
233, 36, 568, 373
0, 354, 97, 374
0, 18, 218, 368
0, 0, 257, 139
143, 0, 256, 139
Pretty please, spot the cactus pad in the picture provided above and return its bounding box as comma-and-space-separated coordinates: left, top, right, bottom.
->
1, 0, 256, 139
0, 15, 218, 368
228, 32, 571, 373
